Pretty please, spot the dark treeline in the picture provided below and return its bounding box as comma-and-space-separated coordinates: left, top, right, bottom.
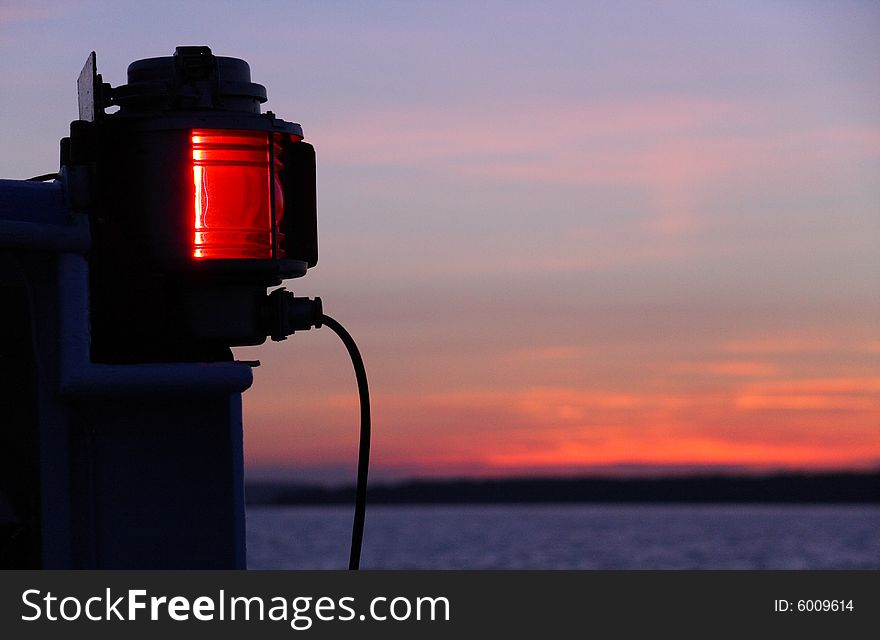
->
246, 471, 880, 505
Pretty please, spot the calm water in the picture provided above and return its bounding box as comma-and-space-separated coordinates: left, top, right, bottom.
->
246, 504, 880, 569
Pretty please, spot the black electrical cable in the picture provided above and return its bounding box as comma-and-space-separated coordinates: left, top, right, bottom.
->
320, 314, 370, 570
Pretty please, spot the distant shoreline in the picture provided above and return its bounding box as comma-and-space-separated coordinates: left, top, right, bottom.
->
245, 471, 880, 505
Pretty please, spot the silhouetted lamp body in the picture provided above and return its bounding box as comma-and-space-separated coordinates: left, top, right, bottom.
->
64, 47, 317, 362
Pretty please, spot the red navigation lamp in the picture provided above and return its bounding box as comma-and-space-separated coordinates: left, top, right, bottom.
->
63, 46, 320, 362
190, 129, 305, 260
191, 129, 272, 260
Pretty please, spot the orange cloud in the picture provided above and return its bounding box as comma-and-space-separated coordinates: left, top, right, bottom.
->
242, 335, 880, 475
484, 437, 876, 470
245, 379, 878, 473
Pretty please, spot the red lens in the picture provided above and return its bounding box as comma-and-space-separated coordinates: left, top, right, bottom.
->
272, 132, 286, 258
192, 129, 272, 259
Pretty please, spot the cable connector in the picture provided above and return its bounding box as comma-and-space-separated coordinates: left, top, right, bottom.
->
264, 289, 322, 341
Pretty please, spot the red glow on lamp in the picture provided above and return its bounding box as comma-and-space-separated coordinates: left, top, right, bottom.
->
191, 129, 273, 259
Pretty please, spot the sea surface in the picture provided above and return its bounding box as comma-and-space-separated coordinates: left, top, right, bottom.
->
246, 504, 880, 569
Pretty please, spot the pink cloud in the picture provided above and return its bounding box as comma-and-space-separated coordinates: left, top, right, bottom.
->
721, 336, 846, 354
864, 341, 880, 354
670, 361, 782, 377
313, 97, 880, 249
0, 2, 72, 25
313, 97, 760, 178
735, 377, 880, 411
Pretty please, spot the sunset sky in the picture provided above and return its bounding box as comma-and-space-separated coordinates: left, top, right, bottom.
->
2, 1, 878, 482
